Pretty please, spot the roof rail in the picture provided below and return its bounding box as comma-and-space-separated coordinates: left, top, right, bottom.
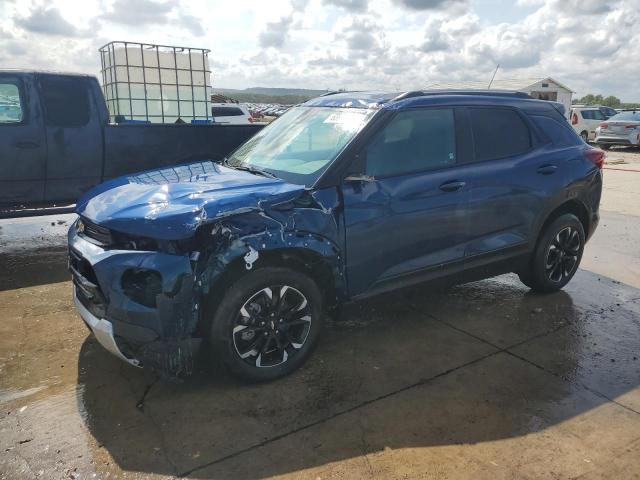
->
419, 89, 531, 99
391, 91, 426, 102
319, 91, 344, 97
389, 89, 532, 102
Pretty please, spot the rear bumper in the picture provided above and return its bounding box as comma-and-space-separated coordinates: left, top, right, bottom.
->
595, 133, 639, 146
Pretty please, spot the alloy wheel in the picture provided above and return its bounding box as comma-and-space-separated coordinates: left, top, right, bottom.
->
545, 226, 581, 283
232, 285, 312, 368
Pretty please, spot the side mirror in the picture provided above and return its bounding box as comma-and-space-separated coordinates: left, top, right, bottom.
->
343, 151, 373, 182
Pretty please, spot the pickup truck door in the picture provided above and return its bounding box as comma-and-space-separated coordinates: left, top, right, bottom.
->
37, 74, 104, 203
0, 73, 46, 205
341, 108, 471, 296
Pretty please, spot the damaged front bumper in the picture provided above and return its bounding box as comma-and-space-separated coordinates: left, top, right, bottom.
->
73, 288, 141, 367
68, 224, 202, 377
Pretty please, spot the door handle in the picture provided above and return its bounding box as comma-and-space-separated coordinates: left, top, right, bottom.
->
14, 140, 40, 149
537, 164, 557, 175
344, 174, 375, 183
439, 180, 466, 192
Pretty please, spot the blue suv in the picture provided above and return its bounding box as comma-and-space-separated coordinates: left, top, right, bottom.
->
68, 90, 603, 381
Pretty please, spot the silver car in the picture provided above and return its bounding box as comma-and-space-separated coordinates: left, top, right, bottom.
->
595, 111, 640, 149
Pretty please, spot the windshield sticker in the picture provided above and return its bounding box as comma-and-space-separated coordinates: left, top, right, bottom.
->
323, 111, 365, 124
323, 111, 368, 132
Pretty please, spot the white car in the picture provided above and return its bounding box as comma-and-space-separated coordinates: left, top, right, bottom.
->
595, 111, 640, 149
211, 103, 253, 124
570, 107, 607, 142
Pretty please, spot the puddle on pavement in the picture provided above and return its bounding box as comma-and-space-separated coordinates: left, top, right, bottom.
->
0, 213, 76, 253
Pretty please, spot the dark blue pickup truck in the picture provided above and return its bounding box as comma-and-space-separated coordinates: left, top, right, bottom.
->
0, 71, 261, 212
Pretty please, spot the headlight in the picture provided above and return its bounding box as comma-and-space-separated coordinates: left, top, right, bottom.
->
121, 268, 162, 308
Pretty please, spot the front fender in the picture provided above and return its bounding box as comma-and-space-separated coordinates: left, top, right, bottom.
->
193, 188, 346, 298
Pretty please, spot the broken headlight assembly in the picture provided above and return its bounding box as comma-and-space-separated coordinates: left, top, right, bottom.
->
111, 231, 160, 251
121, 268, 163, 308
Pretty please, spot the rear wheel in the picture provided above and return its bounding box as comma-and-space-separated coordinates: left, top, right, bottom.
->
519, 214, 585, 293
209, 267, 324, 381
580, 131, 589, 143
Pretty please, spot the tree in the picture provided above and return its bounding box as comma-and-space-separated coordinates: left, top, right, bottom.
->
602, 96, 621, 107
576, 93, 620, 107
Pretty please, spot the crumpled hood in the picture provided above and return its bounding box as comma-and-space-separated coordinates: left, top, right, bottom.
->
76, 161, 306, 240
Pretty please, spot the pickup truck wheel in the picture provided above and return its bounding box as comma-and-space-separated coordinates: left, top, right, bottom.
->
519, 214, 585, 293
580, 131, 588, 143
209, 267, 323, 382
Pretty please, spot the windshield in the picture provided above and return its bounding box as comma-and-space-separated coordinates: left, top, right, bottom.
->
610, 111, 640, 122
227, 106, 377, 185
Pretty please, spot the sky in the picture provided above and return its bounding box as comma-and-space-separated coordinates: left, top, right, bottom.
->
1, 0, 638, 101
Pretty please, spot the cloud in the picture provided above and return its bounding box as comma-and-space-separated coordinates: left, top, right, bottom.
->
178, 13, 205, 36
259, 16, 294, 48
308, 54, 353, 67
552, 0, 611, 14
14, 6, 92, 37
420, 19, 450, 52
323, 0, 368, 12
336, 17, 384, 52
392, 0, 467, 10
291, 0, 311, 9
102, 0, 173, 26
2, 0, 639, 101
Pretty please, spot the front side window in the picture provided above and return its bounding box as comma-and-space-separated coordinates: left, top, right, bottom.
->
0, 81, 24, 124
469, 107, 531, 161
40, 75, 90, 127
227, 106, 376, 185
365, 108, 456, 177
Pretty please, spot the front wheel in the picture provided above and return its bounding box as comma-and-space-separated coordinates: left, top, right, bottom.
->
519, 214, 585, 293
209, 267, 324, 381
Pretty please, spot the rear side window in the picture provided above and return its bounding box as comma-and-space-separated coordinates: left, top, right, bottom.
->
212, 106, 245, 117
610, 112, 640, 121
580, 109, 605, 120
365, 108, 456, 177
40, 75, 90, 127
531, 115, 583, 147
0, 81, 24, 124
469, 108, 531, 161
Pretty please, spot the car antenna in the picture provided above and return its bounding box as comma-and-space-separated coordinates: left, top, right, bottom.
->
488, 64, 500, 89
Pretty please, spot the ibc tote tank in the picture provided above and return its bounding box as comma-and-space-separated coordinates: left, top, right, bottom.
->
99, 41, 213, 123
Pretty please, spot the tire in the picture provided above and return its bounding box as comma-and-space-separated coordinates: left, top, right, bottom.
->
518, 214, 585, 293
598, 144, 611, 150
580, 131, 589, 143
209, 267, 324, 382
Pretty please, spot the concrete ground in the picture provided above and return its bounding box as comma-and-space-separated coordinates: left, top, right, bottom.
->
1, 148, 639, 480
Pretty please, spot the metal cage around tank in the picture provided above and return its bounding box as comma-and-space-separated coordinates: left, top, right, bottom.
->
99, 41, 212, 124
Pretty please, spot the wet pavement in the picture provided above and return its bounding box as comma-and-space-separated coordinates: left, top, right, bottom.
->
1, 153, 639, 479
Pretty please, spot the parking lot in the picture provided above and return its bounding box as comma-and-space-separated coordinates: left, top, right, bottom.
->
1, 148, 639, 480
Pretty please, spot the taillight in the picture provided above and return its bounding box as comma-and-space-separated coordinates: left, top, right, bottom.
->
584, 148, 605, 169
600, 123, 608, 129
625, 124, 636, 129
571, 113, 578, 125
